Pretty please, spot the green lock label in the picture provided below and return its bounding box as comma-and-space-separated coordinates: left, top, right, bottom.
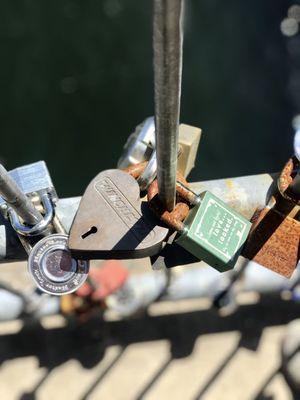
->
176, 191, 251, 271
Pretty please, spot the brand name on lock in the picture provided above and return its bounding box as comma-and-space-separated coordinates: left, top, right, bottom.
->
95, 178, 155, 243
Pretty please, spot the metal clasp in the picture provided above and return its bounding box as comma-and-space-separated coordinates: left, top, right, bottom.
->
7, 192, 54, 236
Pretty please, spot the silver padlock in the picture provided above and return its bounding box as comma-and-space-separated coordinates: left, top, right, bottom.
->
117, 117, 155, 169
23, 202, 89, 296
0, 161, 89, 295
7, 191, 54, 236
28, 233, 89, 296
0, 161, 58, 207
118, 117, 202, 191
0, 161, 58, 236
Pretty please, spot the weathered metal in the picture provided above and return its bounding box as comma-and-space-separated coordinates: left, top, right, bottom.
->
153, 0, 184, 211
242, 202, 300, 277
147, 173, 190, 231
0, 172, 278, 263
243, 158, 300, 278
278, 156, 300, 202
123, 161, 148, 180
0, 164, 42, 226
119, 118, 202, 183
68, 169, 168, 259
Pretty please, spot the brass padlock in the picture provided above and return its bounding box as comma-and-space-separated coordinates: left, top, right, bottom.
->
177, 124, 202, 178
242, 157, 300, 278
118, 117, 201, 179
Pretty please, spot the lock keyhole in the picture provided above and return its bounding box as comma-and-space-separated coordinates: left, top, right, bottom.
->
81, 226, 98, 239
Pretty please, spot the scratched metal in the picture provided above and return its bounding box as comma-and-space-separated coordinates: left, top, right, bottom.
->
242, 159, 300, 278
0, 161, 57, 206
0, 172, 277, 262
68, 169, 169, 260
242, 205, 300, 278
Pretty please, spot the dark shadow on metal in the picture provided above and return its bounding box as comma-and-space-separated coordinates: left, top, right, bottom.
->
0, 297, 298, 367
193, 329, 263, 400
253, 345, 300, 400
79, 347, 126, 400
108, 202, 168, 259
193, 344, 239, 400
0, 296, 298, 399
19, 370, 51, 400
135, 357, 172, 400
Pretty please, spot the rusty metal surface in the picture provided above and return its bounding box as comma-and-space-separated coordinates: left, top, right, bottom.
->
123, 161, 148, 180
242, 158, 300, 278
68, 169, 169, 260
147, 174, 190, 231
242, 205, 300, 278
278, 156, 300, 203
0, 172, 281, 263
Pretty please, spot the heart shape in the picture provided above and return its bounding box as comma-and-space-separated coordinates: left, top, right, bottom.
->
68, 169, 169, 259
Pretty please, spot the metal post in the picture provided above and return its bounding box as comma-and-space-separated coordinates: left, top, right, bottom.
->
0, 164, 42, 225
153, 0, 184, 211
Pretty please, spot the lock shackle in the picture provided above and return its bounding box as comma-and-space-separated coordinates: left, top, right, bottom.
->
278, 156, 300, 204
123, 160, 155, 191
147, 173, 194, 232
7, 192, 54, 236
123, 158, 158, 191
123, 161, 148, 179
123, 146, 183, 192
137, 151, 157, 191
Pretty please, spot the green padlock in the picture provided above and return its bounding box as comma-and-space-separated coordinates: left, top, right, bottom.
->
175, 186, 252, 272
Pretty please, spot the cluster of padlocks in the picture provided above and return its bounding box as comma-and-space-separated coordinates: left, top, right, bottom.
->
0, 116, 298, 297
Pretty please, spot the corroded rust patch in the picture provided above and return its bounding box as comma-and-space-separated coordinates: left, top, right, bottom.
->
147, 173, 190, 231
242, 207, 300, 278
278, 157, 300, 204
123, 161, 148, 179
278, 158, 294, 192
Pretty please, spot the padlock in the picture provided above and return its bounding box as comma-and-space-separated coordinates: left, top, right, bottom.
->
117, 117, 155, 169
28, 233, 89, 296
147, 178, 252, 272
177, 123, 201, 178
68, 167, 169, 259
0, 161, 89, 295
242, 157, 300, 278
117, 116, 202, 179
18, 199, 89, 296
0, 161, 57, 207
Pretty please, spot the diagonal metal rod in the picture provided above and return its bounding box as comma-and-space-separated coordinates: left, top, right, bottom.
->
0, 164, 42, 225
153, 0, 184, 211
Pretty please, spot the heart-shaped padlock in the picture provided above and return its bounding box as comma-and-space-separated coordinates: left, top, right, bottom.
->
68, 169, 169, 259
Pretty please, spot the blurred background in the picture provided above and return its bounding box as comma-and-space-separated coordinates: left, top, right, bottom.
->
1, 1, 300, 399
0, 0, 296, 196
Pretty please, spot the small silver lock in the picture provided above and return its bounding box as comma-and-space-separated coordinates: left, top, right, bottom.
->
117, 117, 155, 169
7, 191, 54, 236
28, 234, 89, 295
0, 160, 89, 295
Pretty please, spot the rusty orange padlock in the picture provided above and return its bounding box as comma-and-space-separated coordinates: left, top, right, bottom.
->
242, 157, 300, 278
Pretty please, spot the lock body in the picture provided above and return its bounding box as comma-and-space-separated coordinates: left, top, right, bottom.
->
176, 191, 251, 272
242, 203, 300, 278
242, 157, 300, 278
